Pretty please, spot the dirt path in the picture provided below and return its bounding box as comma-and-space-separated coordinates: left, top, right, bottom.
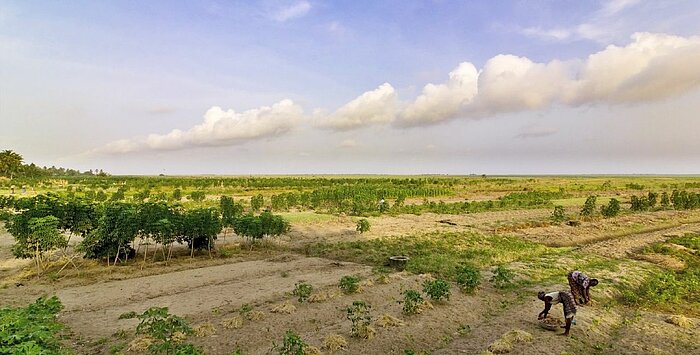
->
57, 255, 372, 338
578, 222, 700, 258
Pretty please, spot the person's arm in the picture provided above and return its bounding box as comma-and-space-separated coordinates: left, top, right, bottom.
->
538, 297, 553, 319
585, 287, 591, 303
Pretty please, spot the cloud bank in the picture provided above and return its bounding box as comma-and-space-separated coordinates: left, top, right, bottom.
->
100, 100, 303, 153
97, 32, 700, 153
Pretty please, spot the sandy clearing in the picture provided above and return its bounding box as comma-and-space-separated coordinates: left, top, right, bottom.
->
57, 255, 373, 338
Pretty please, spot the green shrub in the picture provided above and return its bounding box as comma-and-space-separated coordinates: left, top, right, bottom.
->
455, 265, 481, 294
120, 306, 201, 355
580, 196, 597, 217
0, 296, 64, 354
273, 330, 307, 355
356, 219, 370, 234
400, 290, 424, 315
600, 198, 620, 217
292, 281, 313, 303
339, 275, 361, 294
422, 279, 451, 301
346, 301, 372, 338
551, 205, 566, 222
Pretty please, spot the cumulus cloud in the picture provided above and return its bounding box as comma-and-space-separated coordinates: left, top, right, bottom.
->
397, 32, 700, 126
318, 83, 398, 131
98, 100, 303, 153
273, 1, 311, 22
399, 63, 478, 126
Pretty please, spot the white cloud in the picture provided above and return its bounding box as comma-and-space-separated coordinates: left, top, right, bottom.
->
98, 100, 304, 153
397, 32, 700, 126
600, 0, 640, 17
399, 63, 478, 126
273, 1, 311, 22
318, 83, 398, 130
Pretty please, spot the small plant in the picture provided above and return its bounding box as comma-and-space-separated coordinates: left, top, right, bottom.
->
339, 275, 361, 294
400, 289, 424, 315
600, 198, 620, 217
551, 205, 566, 222
457, 323, 471, 336
239, 303, 253, 315
0, 296, 64, 354
120, 306, 202, 354
356, 218, 370, 234
346, 301, 373, 338
273, 330, 307, 355
580, 195, 597, 217
422, 278, 451, 301
490, 265, 514, 289
455, 265, 481, 294
292, 281, 313, 303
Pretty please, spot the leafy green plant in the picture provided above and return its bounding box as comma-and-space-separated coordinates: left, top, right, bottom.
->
400, 289, 424, 315
600, 198, 620, 217
120, 306, 201, 354
422, 278, 451, 301
356, 218, 370, 234
580, 195, 597, 217
490, 265, 514, 289
0, 296, 64, 354
346, 301, 372, 338
292, 281, 313, 303
273, 330, 308, 355
551, 205, 566, 222
339, 275, 361, 294
455, 265, 481, 294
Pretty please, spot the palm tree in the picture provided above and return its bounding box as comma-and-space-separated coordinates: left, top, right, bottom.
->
0, 150, 23, 179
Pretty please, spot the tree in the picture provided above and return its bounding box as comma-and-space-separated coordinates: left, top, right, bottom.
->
179, 208, 221, 257
0, 150, 23, 179
220, 195, 243, 232
233, 211, 289, 243
80, 202, 139, 265
11, 216, 67, 274
551, 205, 566, 222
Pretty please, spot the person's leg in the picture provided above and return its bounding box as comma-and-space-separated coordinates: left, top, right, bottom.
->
563, 317, 572, 336
567, 273, 580, 304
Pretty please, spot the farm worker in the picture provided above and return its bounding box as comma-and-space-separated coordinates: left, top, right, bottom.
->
567, 270, 598, 305
538, 291, 577, 336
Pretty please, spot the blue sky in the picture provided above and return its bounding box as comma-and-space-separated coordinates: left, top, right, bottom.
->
2, 0, 700, 174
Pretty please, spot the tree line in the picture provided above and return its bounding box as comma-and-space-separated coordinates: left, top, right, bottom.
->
0, 193, 289, 272
0, 149, 108, 179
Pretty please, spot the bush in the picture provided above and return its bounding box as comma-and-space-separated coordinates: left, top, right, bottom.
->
273, 330, 308, 355
356, 219, 370, 234
580, 196, 597, 217
600, 198, 620, 217
422, 278, 451, 301
455, 265, 481, 294
0, 297, 64, 354
120, 306, 201, 354
551, 205, 566, 222
292, 282, 313, 303
400, 289, 424, 315
339, 275, 361, 294
346, 301, 373, 338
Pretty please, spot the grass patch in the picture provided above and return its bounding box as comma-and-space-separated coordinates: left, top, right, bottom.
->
301, 231, 552, 281
621, 233, 700, 316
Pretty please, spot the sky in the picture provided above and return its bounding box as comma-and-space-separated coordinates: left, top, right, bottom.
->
2, 0, 700, 175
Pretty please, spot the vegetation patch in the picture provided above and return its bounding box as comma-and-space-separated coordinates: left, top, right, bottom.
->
0, 296, 65, 354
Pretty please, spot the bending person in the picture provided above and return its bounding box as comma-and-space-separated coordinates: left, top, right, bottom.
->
538, 290, 577, 336
567, 270, 598, 305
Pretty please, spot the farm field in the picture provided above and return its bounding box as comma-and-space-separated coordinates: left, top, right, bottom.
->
1, 175, 700, 354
